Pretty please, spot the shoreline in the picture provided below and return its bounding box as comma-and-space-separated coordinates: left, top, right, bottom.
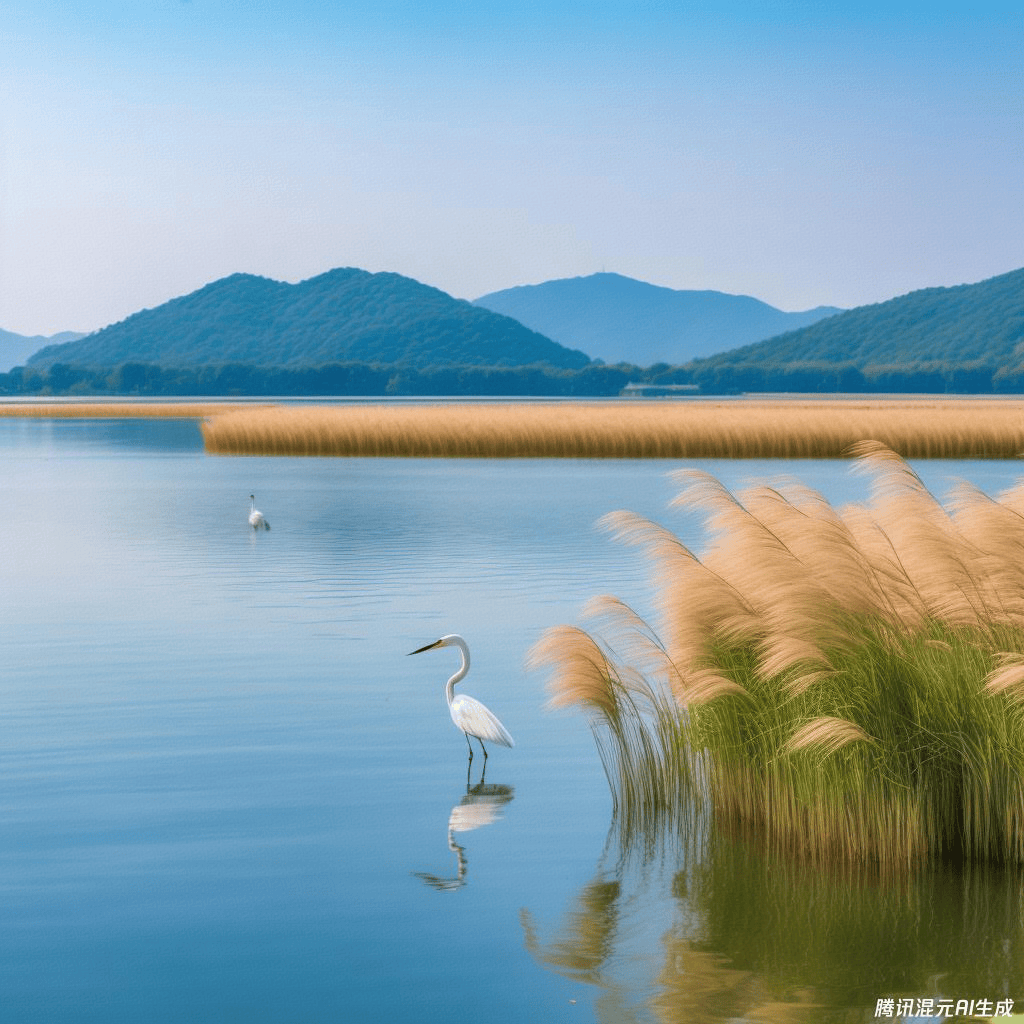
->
0, 401, 264, 418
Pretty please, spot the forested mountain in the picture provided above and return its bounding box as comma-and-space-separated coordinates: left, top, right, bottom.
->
0, 329, 84, 373
699, 266, 1024, 369
15, 265, 1024, 397
29, 268, 590, 370
473, 272, 842, 365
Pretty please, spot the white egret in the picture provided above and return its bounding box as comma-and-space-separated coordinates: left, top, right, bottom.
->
248, 494, 270, 530
408, 634, 514, 760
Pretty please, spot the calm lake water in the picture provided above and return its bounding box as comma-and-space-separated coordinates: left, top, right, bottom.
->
1, 415, 1023, 1024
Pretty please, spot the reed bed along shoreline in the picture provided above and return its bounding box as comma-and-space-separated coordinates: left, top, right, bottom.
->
530, 444, 1024, 868
0, 401, 258, 419
200, 399, 1024, 458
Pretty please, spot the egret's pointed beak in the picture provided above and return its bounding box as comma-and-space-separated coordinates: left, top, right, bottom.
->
408, 638, 444, 656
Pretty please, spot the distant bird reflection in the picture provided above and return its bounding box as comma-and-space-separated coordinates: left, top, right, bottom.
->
414, 765, 514, 891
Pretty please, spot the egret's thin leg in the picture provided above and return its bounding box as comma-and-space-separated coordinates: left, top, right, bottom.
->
481, 739, 489, 760
465, 732, 474, 760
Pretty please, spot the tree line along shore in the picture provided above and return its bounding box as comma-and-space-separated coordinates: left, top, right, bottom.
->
8, 357, 1024, 399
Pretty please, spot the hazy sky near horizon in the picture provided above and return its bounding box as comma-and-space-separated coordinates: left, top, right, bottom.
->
2, 0, 1021, 336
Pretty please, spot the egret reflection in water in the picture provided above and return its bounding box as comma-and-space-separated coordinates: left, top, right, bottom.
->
414, 767, 515, 892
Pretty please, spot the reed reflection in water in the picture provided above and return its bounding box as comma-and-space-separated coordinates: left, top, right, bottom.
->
523, 792, 1024, 1023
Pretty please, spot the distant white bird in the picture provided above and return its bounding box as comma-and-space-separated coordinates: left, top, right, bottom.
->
408, 634, 514, 760
248, 494, 270, 530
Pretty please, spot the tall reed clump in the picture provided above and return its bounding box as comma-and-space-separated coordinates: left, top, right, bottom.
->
530, 442, 1024, 867
202, 399, 1024, 459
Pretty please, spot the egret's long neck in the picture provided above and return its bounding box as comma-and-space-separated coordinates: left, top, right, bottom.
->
445, 643, 469, 706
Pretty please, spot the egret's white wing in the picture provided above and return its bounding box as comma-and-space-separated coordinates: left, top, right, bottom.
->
450, 694, 514, 747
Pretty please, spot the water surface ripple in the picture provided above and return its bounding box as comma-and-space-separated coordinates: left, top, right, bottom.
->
1, 417, 1021, 1023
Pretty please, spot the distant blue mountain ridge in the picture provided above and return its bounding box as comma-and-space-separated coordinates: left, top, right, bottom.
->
473, 272, 844, 366
12, 265, 1023, 377
0, 328, 85, 373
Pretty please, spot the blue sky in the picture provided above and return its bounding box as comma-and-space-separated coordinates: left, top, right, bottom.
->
1, 0, 1021, 335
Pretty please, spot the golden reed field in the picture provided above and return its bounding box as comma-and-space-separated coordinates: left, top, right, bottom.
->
197, 399, 1024, 459
6, 398, 1024, 459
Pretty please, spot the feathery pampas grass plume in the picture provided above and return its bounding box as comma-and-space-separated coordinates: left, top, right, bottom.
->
984, 656, 1024, 704
530, 444, 1024, 866
784, 717, 872, 757
528, 626, 621, 716
528, 615, 699, 826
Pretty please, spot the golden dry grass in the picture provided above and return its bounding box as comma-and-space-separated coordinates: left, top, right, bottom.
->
532, 444, 1024, 866
0, 401, 259, 419
200, 399, 1024, 458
